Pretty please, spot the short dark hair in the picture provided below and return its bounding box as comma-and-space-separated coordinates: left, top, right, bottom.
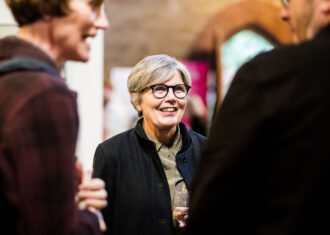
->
5, 0, 70, 26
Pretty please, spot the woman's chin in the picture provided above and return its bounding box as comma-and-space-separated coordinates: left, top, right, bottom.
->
158, 121, 179, 131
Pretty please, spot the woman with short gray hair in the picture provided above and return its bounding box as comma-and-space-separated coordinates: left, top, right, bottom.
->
128, 54, 191, 115
93, 54, 206, 235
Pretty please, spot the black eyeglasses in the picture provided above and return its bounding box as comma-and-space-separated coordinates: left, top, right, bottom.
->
148, 84, 191, 99
281, 0, 289, 6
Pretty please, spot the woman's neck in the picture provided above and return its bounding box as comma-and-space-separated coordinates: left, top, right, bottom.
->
17, 20, 61, 64
143, 120, 177, 145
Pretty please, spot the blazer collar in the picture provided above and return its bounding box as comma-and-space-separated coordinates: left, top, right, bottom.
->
134, 118, 192, 152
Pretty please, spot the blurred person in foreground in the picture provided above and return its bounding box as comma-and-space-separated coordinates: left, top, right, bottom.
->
0, 0, 109, 234
187, 0, 330, 234
93, 54, 206, 235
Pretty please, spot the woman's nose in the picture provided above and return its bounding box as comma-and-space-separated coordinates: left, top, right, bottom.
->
165, 88, 177, 100
280, 7, 290, 22
95, 7, 109, 30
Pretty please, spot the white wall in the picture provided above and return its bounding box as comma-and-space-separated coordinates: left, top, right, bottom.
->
0, 1, 104, 170
0, 0, 15, 24
0, 0, 18, 37
65, 34, 104, 170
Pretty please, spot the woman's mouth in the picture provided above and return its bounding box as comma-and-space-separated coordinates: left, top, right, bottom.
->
159, 107, 177, 112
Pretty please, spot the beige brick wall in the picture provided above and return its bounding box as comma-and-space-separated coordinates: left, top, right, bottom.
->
104, 0, 282, 76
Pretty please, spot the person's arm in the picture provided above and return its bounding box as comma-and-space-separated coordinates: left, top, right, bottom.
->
75, 164, 108, 231
3, 87, 101, 235
187, 62, 267, 234
93, 144, 113, 235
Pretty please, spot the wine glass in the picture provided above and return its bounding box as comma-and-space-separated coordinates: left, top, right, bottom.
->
173, 191, 189, 227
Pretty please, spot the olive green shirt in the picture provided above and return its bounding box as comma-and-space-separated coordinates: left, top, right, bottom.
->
145, 127, 187, 207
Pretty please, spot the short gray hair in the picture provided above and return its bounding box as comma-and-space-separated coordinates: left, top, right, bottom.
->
127, 54, 191, 116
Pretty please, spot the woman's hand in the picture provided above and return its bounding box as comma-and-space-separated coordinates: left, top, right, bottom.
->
75, 166, 108, 231
179, 214, 189, 228
76, 170, 108, 210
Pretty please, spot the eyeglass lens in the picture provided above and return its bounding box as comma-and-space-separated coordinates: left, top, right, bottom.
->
151, 84, 189, 99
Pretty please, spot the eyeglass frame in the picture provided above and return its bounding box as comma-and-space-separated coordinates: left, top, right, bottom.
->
147, 84, 191, 99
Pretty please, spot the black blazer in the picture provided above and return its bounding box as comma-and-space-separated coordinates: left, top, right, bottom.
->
93, 119, 206, 235
187, 24, 330, 235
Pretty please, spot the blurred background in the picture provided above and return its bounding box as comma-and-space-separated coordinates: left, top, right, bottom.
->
0, 0, 293, 169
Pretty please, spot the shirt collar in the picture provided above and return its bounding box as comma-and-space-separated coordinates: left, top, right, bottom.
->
145, 126, 181, 152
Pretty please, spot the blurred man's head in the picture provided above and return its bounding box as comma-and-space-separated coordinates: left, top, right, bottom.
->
280, 0, 330, 43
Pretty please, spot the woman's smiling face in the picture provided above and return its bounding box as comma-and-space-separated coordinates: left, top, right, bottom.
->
50, 0, 108, 63
136, 70, 188, 136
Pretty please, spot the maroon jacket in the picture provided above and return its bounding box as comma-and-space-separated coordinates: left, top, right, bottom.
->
0, 36, 100, 235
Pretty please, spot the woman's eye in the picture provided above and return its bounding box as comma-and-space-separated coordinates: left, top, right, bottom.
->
175, 86, 186, 92
175, 87, 184, 92
154, 86, 167, 92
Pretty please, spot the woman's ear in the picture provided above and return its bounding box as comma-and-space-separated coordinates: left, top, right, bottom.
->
133, 101, 143, 117
131, 99, 141, 113
135, 102, 142, 113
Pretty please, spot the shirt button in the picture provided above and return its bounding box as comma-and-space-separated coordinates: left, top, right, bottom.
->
183, 157, 187, 163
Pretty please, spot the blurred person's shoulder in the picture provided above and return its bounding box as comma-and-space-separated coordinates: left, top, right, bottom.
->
234, 40, 324, 85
